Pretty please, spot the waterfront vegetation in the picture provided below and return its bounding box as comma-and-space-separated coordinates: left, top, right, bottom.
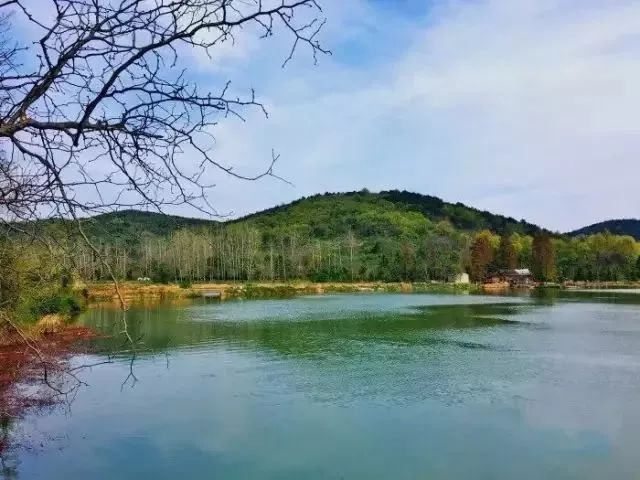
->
2, 191, 639, 329
2, 1, 640, 477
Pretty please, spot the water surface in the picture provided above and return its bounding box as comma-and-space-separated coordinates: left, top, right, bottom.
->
6, 292, 640, 479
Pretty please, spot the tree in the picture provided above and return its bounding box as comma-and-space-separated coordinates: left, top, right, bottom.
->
422, 232, 461, 281
532, 234, 556, 282
344, 230, 360, 282
0, 0, 327, 223
497, 234, 518, 271
0, 1, 330, 408
470, 231, 495, 282
0, 0, 327, 313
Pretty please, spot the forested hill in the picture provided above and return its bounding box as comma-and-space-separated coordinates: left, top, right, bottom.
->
230, 190, 545, 237
67, 190, 545, 243
569, 219, 640, 241
70, 210, 217, 244
18, 190, 639, 284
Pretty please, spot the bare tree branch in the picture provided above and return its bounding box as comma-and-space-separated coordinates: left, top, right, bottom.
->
0, 0, 328, 418
0, 0, 328, 223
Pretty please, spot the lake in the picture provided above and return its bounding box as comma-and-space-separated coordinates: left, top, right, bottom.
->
5, 290, 640, 479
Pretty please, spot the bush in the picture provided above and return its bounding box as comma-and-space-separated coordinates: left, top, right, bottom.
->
178, 279, 192, 289
153, 265, 171, 284
243, 284, 297, 299
26, 293, 84, 320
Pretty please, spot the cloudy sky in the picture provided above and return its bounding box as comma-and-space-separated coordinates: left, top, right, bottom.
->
181, 0, 637, 233
8, 0, 638, 231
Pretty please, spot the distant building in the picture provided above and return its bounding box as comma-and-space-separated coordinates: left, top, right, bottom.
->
484, 269, 534, 288
502, 269, 535, 287
451, 273, 470, 284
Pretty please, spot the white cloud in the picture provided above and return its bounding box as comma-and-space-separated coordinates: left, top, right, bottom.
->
11, 0, 640, 230
194, 0, 640, 231
13, 0, 635, 230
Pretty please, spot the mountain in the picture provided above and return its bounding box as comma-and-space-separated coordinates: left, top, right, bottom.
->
34, 190, 546, 244
16, 190, 639, 284
231, 190, 545, 237
569, 219, 640, 240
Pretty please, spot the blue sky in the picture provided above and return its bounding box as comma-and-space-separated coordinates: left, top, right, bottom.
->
184, 0, 640, 232
10, 0, 640, 231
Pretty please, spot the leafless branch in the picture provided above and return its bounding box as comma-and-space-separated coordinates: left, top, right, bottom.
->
0, 0, 327, 223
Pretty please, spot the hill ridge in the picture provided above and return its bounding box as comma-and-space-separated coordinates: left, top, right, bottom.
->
77, 190, 636, 241
569, 219, 640, 240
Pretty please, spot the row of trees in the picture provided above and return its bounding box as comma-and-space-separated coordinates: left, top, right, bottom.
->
469, 230, 640, 283
21, 225, 637, 286
2, 220, 638, 321
62, 224, 472, 284
0, 0, 329, 324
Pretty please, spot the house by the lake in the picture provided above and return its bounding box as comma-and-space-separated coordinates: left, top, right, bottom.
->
485, 269, 535, 288
502, 268, 535, 287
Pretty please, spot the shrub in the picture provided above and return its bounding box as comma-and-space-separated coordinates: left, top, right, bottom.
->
26, 293, 84, 321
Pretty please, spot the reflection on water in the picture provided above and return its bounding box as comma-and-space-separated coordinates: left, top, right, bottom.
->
9, 291, 640, 480
84, 296, 528, 358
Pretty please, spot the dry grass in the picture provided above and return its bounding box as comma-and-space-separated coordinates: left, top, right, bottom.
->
81, 280, 475, 308
32, 314, 66, 335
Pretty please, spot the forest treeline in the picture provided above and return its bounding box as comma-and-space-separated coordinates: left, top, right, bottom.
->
2, 192, 639, 306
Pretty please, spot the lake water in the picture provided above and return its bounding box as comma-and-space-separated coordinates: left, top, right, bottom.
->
5, 291, 640, 479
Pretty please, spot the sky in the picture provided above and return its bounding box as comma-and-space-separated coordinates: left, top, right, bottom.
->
177, 0, 638, 233
7, 0, 640, 232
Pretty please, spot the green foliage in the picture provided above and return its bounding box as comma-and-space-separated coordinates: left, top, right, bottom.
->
26, 293, 83, 319
497, 235, 518, 271
555, 233, 638, 281
570, 219, 640, 240
0, 235, 86, 324
152, 263, 172, 284
178, 279, 192, 289
76, 210, 215, 248
378, 190, 543, 235
243, 284, 298, 298
4, 191, 640, 288
0, 239, 20, 310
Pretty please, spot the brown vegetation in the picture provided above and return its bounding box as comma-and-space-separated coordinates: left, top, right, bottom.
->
83, 280, 476, 307
0, 315, 97, 445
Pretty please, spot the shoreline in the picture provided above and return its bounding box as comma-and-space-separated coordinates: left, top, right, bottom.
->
83, 279, 640, 306
81, 279, 640, 307
82, 281, 479, 306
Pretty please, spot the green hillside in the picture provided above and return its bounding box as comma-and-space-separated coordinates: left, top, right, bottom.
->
32, 209, 216, 247
8, 190, 638, 286
569, 219, 640, 241
232, 190, 545, 237
79, 210, 217, 245
57, 190, 545, 245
